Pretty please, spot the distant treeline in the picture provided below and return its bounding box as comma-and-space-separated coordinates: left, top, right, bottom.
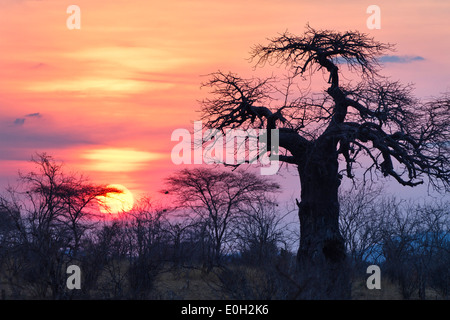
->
0, 154, 448, 299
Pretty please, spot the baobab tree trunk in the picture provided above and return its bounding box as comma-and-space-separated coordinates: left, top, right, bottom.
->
296, 144, 351, 299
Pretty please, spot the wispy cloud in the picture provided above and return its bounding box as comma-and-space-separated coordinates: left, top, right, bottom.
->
13, 118, 25, 126
82, 148, 165, 172
378, 55, 425, 64
12, 112, 42, 126
25, 112, 42, 118
334, 55, 425, 66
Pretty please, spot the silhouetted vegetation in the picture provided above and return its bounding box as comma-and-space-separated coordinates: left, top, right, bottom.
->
199, 25, 449, 298
0, 26, 449, 300
0, 154, 448, 300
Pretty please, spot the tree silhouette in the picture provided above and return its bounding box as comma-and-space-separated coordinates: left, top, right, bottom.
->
200, 26, 450, 299
164, 167, 280, 268
0, 153, 123, 298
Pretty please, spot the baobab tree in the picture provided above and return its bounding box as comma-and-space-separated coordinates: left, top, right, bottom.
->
199, 26, 450, 299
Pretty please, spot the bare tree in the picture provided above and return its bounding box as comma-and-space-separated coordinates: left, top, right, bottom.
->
417, 201, 450, 299
236, 195, 291, 265
339, 182, 386, 266
199, 25, 450, 298
0, 153, 121, 298
164, 167, 280, 267
210, 196, 297, 300
124, 197, 169, 299
93, 221, 130, 298
380, 199, 449, 299
161, 213, 199, 267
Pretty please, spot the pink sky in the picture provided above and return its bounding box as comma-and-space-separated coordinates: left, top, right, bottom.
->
0, 0, 449, 204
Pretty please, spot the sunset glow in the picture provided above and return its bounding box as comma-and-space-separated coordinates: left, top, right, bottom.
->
1, 0, 449, 201
83, 148, 164, 172
1, 0, 450, 302
98, 184, 135, 215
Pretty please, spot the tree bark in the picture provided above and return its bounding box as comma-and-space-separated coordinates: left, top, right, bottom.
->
296, 143, 351, 299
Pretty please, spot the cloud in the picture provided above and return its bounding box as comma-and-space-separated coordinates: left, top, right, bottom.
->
12, 112, 42, 126
378, 55, 425, 64
14, 118, 25, 126
334, 55, 425, 66
82, 148, 164, 172
25, 112, 42, 118
0, 125, 96, 161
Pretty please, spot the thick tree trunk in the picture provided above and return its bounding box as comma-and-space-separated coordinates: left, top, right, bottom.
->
295, 145, 351, 299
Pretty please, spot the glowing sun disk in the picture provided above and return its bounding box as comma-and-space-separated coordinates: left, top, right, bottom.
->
98, 184, 134, 214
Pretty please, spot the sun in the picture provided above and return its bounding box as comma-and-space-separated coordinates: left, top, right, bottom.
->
98, 184, 135, 215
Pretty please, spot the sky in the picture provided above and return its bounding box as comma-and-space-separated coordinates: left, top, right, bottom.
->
0, 0, 449, 207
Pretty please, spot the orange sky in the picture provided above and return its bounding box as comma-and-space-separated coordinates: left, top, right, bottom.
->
0, 0, 449, 202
